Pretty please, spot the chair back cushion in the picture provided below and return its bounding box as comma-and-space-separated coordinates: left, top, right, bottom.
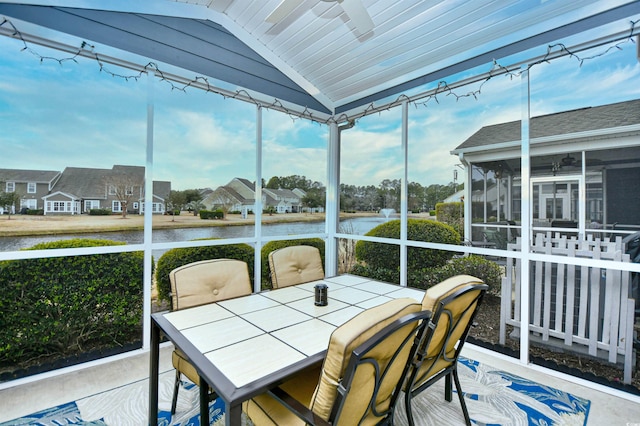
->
412, 275, 486, 386
310, 298, 422, 423
268, 245, 324, 288
170, 259, 252, 310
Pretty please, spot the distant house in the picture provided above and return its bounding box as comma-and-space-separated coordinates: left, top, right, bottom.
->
451, 98, 640, 240
203, 177, 307, 214
203, 178, 255, 216
0, 168, 61, 213
0, 165, 170, 215
263, 187, 305, 213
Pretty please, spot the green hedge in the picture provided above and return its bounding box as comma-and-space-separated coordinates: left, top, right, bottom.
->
89, 208, 111, 216
351, 255, 502, 293
0, 239, 145, 367
155, 240, 255, 303
355, 219, 460, 271
260, 239, 325, 290
199, 209, 224, 219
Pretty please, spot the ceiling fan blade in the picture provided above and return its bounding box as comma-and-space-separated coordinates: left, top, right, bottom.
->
266, 0, 304, 24
338, 0, 374, 35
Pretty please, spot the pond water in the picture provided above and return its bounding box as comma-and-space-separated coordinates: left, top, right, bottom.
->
0, 217, 391, 252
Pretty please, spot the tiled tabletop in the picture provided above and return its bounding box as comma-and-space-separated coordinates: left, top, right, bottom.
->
162, 274, 424, 388
152, 274, 425, 425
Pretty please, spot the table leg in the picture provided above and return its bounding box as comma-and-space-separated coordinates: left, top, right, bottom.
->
200, 375, 210, 425
148, 320, 160, 425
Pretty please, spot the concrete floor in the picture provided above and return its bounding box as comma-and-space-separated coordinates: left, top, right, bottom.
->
0, 344, 638, 425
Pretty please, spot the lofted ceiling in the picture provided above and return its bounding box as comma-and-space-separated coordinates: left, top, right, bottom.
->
0, 0, 639, 120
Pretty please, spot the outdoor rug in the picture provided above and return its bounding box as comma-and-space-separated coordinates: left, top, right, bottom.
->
0, 357, 590, 426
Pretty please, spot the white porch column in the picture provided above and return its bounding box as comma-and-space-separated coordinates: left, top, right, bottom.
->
325, 122, 340, 276
400, 101, 408, 287
142, 70, 155, 350
254, 105, 263, 292
519, 67, 531, 364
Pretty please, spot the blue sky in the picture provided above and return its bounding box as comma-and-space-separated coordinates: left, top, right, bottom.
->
1, 22, 639, 191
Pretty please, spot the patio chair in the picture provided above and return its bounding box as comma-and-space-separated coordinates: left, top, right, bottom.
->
169, 258, 252, 414
268, 245, 324, 288
404, 275, 488, 426
242, 298, 429, 425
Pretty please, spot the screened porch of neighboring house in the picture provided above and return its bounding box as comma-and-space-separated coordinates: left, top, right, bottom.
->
1, 1, 640, 425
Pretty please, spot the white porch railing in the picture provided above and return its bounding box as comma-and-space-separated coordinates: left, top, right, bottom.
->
500, 232, 636, 383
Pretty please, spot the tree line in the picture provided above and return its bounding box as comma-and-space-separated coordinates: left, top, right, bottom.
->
166, 175, 462, 214
0, 174, 462, 219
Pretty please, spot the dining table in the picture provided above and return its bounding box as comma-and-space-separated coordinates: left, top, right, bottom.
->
148, 274, 425, 426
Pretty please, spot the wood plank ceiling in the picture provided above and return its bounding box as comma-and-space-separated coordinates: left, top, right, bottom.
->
0, 0, 639, 119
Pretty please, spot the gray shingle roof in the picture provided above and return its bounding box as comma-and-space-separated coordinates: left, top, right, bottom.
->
455, 99, 640, 151
0, 168, 59, 183
152, 181, 171, 200
53, 167, 110, 199
221, 186, 247, 203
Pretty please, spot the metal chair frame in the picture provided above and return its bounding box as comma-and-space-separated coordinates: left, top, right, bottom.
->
266, 309, 432, 426
404, 283, 488, 426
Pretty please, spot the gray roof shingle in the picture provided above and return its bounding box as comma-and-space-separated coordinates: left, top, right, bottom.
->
455, 99, 640, 151
0, 168, 60, 183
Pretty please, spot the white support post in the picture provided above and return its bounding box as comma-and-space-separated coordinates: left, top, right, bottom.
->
400, 101, 409, 287
325, 122, 340, 277
520, 67, 531, 364
142, 71, 154, 350
254, 105, 263, 293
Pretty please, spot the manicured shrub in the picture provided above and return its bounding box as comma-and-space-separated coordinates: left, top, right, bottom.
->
199, 209, 224, 219
355, 219, 460, 271
260, 238, 325, 290
26, 209, 44, 215
434, 255, 503, 293
408, 255, 503, 293
88, 208, 111, 215
155, 240, 254, 303
0, 239, 145, 368
350, 255, 502, 293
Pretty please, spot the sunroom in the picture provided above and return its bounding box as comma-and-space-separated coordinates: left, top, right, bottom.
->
1, 1, 640, 425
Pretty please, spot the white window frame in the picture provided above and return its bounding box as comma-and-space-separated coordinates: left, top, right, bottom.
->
6, 181, 15, 192
21, 199, 37, 209
27, 182, 36, 193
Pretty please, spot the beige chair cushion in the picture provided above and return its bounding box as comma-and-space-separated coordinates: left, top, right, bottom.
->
412, 274, 485, 386
311, 297, 421, 421
170, 258, 252, 310
421, 274, 484, 312
243, 298, 422, 426
242, 365, 321, 426
268, 245, 324, 288
172, 348, 200, 386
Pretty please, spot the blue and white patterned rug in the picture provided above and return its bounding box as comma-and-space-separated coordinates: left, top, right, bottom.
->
0, 357, 589, 426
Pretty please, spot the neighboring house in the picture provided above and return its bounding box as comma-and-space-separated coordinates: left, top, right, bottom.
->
1, 165, 170, 215
451, 98, 640, 241
43, 166, 111, 215
138, 181, 171, 214
203, 177, 307, 214
263, 187, 305, 213
0, 168, 60, 213
203, 178, 255, 215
